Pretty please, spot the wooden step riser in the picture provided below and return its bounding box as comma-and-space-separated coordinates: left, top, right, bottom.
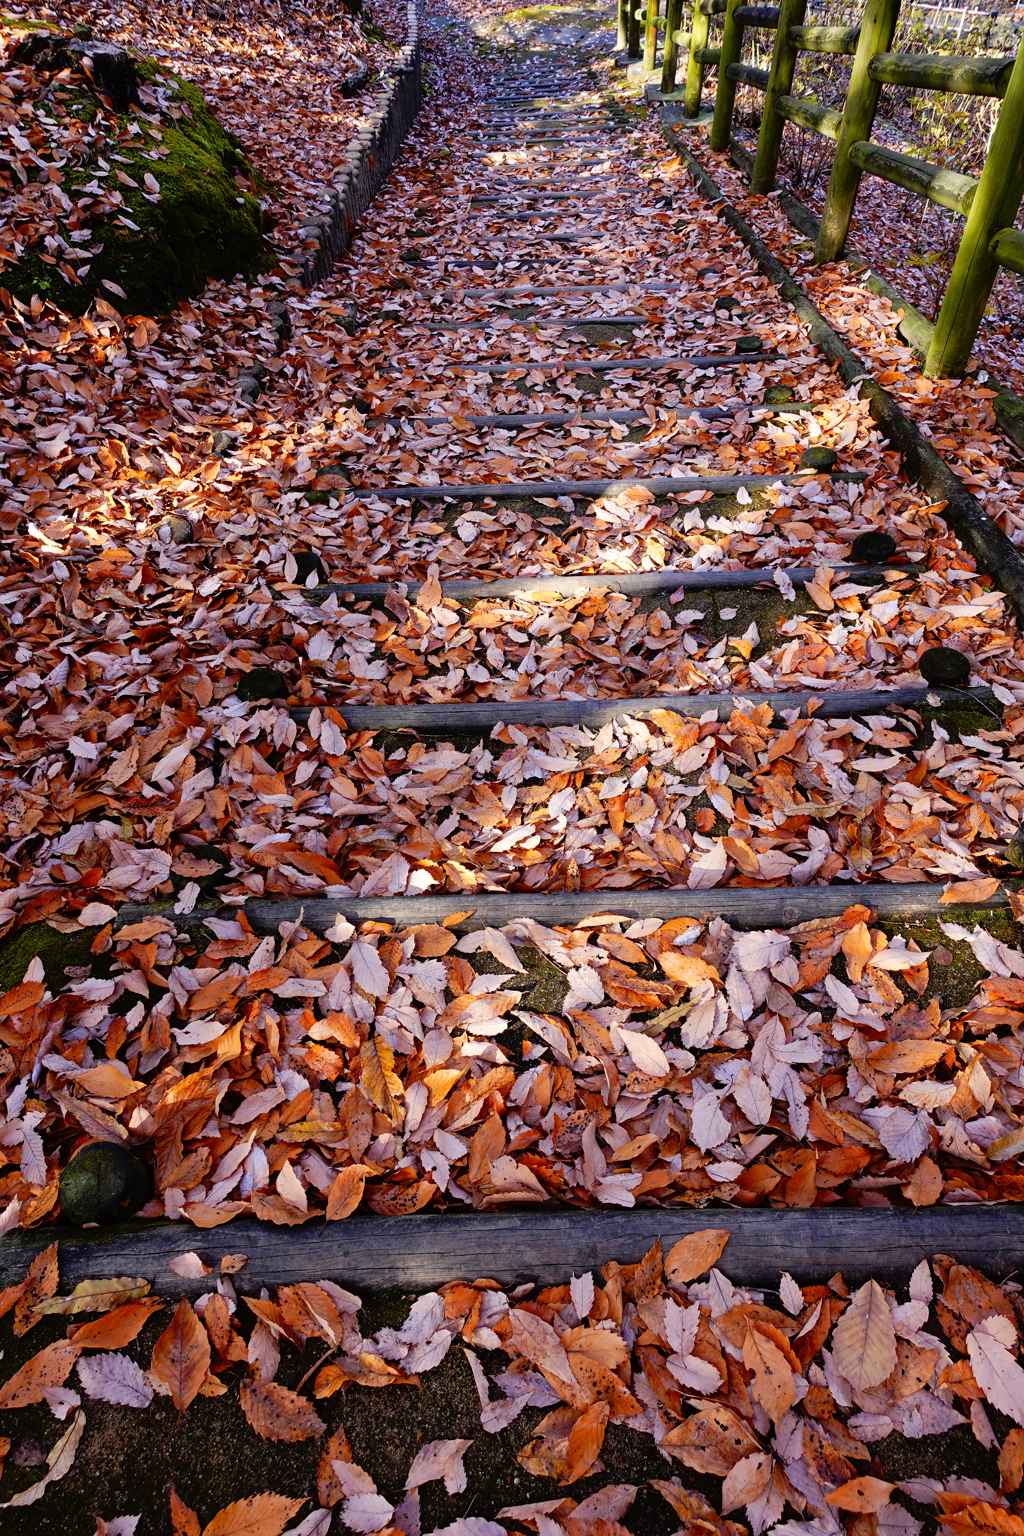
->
284, 685, 993, 736
3, 1207, 1022, 1292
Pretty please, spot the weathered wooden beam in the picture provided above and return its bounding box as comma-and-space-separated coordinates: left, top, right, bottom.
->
849, 139, 978, 217
286, 684, 991, 736
699, 0, 728, 14
815, 0, 900, 262
992, 224, 1024, 276
733, 4, 779, 25
776, 94, 844, 138
788, 22, 859, 53
750, 0, 807, 192
336, 466, 864, 500
868, 49, 1016, 98
926, 39, 1024, 377
693, 45, 723, 63
726, 60, 771, 89
304, 561, 910, 605
455, 348, 782, 374
7, 1207, 1024, 1293
644, 0, 661, 70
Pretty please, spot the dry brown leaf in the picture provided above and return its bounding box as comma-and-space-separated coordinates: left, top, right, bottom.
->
999, 1427, 1024, 1493
326, 1164, 369, 1220
0, 1338, 80, 1408
660, 1402, 761, 1474
239, 1379, 326, 1442
171, 1488, 202, 1536
831, 1279, 896, 1392
36, 1276, 149, 1317
903, 1155, 943, 1207
564, 1400, 610, 1484
825, 1477, 896, 1513
200, 1493, 306, 1536
742, 1325, 795, 1427
664, 1229, 730, 1285
13, 1241, 58, 1335
68, 1298, 165, 1349
939, 878, 1001, 905
318, 1422, 353, 1506
151, 1298, 211, 1412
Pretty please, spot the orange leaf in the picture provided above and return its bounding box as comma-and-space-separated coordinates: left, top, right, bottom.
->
13, 1240, 58, 1336
664, 1229, 731, 1284
0, 981, 45, 1017
742, 1324, 795, 1427
69, 1298, 165, 1349
939, 878, 1000, 905
239, 1379, 326, 1442
0, 1338, 80, 1408
151, 1298, 211, 1411
318, 1422, 353, 1507
201, 1494, 306, 1536
826, 1477, 895, 1513
565, 1400, 610, 1484
326, 1165, 368, 1220
1000, 1429, 1024, 1493
171, 1488, 202, 1536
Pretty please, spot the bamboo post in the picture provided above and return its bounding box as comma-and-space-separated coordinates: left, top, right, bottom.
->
709, 0, 747, 150
617, 0, 628, 52
814, 0, 902, 262
750, 0, 808, 191
925, 37, 1024, 376
684, 0, 713, 115
661, 0, 686, 93
628, 0, 643, 58
644, 0, 661, 70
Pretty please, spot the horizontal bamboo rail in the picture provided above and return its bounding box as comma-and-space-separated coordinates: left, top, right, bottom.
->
848, 138, 979, 214
733, 4, 780, 25
868, 47, 1016, 94
726, 59, 770, 86
788, 21, 860, 51
776, 93, 844, 135
991, 224, 1024, 274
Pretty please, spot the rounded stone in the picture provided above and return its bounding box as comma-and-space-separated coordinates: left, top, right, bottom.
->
850, 530, 897, 564
236, 667, 289, 702
399, 247, 422, 265
60, 1142, 152, 1226
292, 550, 327, 585
697, 266, 720, 280
158, 514, 193, 545
763, 385, 797, 404
799, 446, 838, 471
390, 276, 411, 291
735, 336, 763, 354
714, 294, 742, 312
919, 646, 970, 687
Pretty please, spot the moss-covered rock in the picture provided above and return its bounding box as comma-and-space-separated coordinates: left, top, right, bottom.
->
3, 33, 273, 315
59, 1142, 152, 1225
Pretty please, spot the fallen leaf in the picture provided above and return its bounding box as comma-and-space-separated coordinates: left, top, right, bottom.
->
664, 1230, 731, 1284
832, 1279, 897, 1392
239, 1380, 326, 1442
151, 1298, 211, 1411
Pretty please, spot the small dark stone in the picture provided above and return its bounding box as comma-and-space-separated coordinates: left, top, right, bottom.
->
1006, 826, 1024, 870
850, 530, 898, 564
735, 336, 763, 354
763, 385, 797, 404
60, 1143, 152, 1226
11, 1435, 48, 1469
714, 294, 743, 313
390, 277, 411, 291
655, 194, 673, 207
697, 266, 720, 280
400, 247, 422, 265
158, 514, 193, 546
236, 667, 288, 702
336, 299, 359, 336
170, 842, 231, 893
292, 550, 327, 585
799, 445, 838, 472
211, 431, 236, 457
379, 308, 402, 322
919, 646, 971, 687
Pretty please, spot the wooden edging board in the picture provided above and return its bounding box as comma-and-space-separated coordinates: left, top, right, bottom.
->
286, 683, 994, 733
337, 465, 861, 500
119, 878, 1017, 939
5, 1207, 1024, 1291
294, 560, 912, 603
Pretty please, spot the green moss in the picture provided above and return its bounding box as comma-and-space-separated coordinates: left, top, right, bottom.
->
0, 920, 96, 993
4, 55, 273, 316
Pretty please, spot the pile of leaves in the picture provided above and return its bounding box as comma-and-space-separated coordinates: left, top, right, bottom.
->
4, 902, 1024, 1226
4, 1233, 1024, 1536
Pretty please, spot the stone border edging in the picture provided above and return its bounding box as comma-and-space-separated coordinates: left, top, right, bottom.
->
295, 0, 422, 288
